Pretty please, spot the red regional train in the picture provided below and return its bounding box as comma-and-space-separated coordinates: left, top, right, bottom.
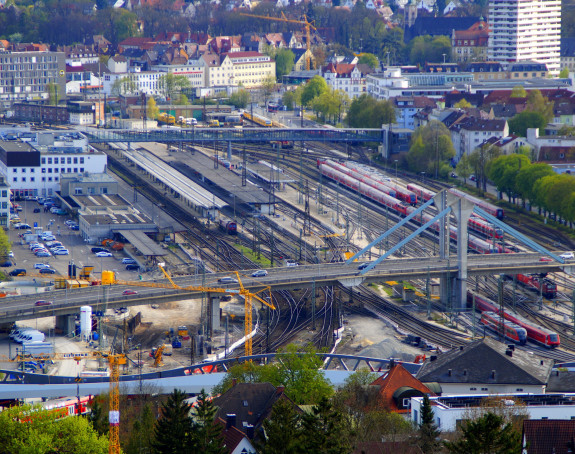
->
480, 311, 527, 345
514, 273, 557, 299
448, 187, 505, 219
406, 183, 435, 203
468, 291, 560, 348
219, 217, 237, 235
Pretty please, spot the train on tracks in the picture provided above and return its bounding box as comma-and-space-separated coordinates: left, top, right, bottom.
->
219, 217, 237, 235
242, 111, 272, 127
468, 291, 560, 348
512, 273, 557, 299
480, 311, 527, 345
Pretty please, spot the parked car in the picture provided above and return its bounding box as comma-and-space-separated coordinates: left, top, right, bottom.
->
0, 261, 13, 267
39, 268, 57, 274
125, 264, 140, 271
34, 264, 51, 270
69, 225, 79, 231
96, 251, 113, 257
122, 258, 137, 265
64, 220, 76, 227
91, 247, 108, 254
41, 235, 56, 242
53, 249, 69, 255
16, 223, 31, 230
34, 300, 53, 306
9, 269, 26, 276
122, 289, 138, 295
251, 270, 268, 277
35, 251, 51, 257
33, 208, 41, 213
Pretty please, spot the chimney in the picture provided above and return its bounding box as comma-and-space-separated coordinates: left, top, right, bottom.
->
276, 386, 285, 395
246, 424, 255, 439
448, 369, 452, 376
491, 370, 496, 379
226, 414, 236, 429
507, 344, 515, 351
505, 349, 513, 357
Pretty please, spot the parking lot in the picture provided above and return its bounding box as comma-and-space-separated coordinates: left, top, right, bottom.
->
7, 198, 143, 282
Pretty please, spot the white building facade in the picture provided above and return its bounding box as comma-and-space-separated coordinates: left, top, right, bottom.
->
488, 0, 561, 75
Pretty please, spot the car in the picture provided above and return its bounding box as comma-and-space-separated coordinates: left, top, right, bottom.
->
125, 264, 140, 271
45, 241, 62, 247
285, 260, 298, 267
36, 198, 45, 204
358, 263, 370, 270
35, 251, 51, 257
32, 247, 47, 254
122, 289, 138, 295
34, 263, 51, 270
34, 300, 53, 306
91, 247, 108, 254
218, 277, 239, 284
9, 269, 26, 276
41, 235, 56, 241
33, 208, 41, 213
560, 252, 574, 260
251, 270, 268, 277
53, 249, 69, 255
122, 258, 137, 265
69, 225, 79, 231
539, 256, 553, 262
64, 220, 76, 226
53, 209, 67, 215
8, 251, 14, 258
0, 261, 13, 268
96, 251, 113, 257
470, 175, 476, 181
39, 268, 56, 274
16, 223, 31, 230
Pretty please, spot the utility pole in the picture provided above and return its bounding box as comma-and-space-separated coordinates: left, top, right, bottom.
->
426, 267, 431, 319
312, 279, 316, 331
498, 275, 504, 341
241, 146, 247, 187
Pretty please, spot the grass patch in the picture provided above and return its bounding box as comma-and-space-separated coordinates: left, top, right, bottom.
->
234, 244, 272, 267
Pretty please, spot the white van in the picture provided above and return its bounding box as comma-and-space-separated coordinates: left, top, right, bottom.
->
15, 330, 44, 343
10, 328, 35, 340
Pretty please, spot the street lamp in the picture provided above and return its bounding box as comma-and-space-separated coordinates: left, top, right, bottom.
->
442, 53, 447, 64
421, 171, 425, 183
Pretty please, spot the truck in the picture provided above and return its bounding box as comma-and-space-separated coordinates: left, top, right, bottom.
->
21, 341, 54, 357
208, 119, 220, 128
157, 113, 176, 125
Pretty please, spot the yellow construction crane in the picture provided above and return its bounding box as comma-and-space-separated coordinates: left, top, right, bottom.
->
239, 12, 317, 70
12, 350, 126, 454
103, 265, 275, 357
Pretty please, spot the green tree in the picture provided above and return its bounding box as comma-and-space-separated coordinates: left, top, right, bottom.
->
282, 90, 296, 110
298, 398, 353, 454
489, 153, 531, 202
406, 121, 455, 178
455, 153, 473, 183
346, 94, 395, 128
88, 396, 109, 436
560, 68, 570, 78
454, 99, 472, 108
444, 412, 522, 454
147, 97, 159, 120
0, 403, 108, 453
510, 85, 527, 98
526, 89, 554, 123
357, 52, 379, 69
229, 89, 250, 109
468, 144, 501, 193
255, 399, 302, 454
125, 403, 155, 454
46, 82, 60, 106
275, 48, 296, 79
418, 395, 441, 454
508, 111, 547, 136
96, 8, 139, 46
190, 390, 226, 454
153, 389, 194, 453
516, 162, 555, 211
301, 75, 328, 107
158, 74, 191, 102
408, 35, 451, 66
261, 73, 277, 108
111, 76, 136, 96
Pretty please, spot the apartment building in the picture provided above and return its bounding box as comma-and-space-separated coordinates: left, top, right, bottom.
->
203, 51, 275, 88
488, 0, 561, 75
0, 50, 66, 107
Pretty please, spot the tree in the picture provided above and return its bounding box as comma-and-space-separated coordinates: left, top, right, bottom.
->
454, 99, 472, 108
261, 73, 277, 108
153, 389, 195, 453
560, 68, 570, 78
147, 97, 159, 120
418, 395, 441, 454
508, 111, 547, 136
282, 90, 296, 110
275, 48, 296, 79
125, 403, 155, 454
190, 390, 226, 454
229, 89, 250, 109
158, 74, 191, 102
111, 76, 136, 96
0, 403, 108, 453
88, 396, 109, 436
346, 94, 395, 128
255, 399, 302, 454
301, 75, 328, 107
298, 398, 353, 454
46, 82, 60, 106
468, 144, 501, 193
406, 121, 455, 178
489, 153, 531, 202
526, 89, 554, 123
408, 35, 451, 66
358, 52, 379, 69
444, 412, 522, 454
516, 162, 555, 210
455, 154, 473, 184
510, 85, 527, 98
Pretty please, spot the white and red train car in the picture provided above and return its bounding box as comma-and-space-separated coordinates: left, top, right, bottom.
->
468, 291, 560, 348
480, 311, 527, 345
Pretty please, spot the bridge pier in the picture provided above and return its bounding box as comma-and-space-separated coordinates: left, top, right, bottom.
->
207, 294, 221, 335
55, 315, 76, 337
449, 193, 474, 310
227, 141, 232, 161
437, 191, 450, 305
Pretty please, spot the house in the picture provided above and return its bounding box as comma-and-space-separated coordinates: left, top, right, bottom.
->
391, 96, 437, 129
450, 117, 508, 162
466, 62, 506, 81
415, 338, 553, 395
212, 382, 301, 442
560, 37, 575, 72
526, 128, 575, 163
480, 135, 530, 155
292, 48, 315, 72
370, 362, 439, 414
444, 91, 484, 108
451, 19, 489, 63
405, 16, 480, 42
522, 420, 575, 454
507, 61, 549, 80
322, 62, 372, 98
216, 418, 257, 454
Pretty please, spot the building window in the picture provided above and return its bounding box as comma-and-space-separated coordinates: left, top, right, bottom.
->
12, 169, 16, 173
41, 158, 46, 164
516, 388, 523, 392
42, 177, 45, 182
481, 388, 488, 391
30, 177, 34, 182
12, 178, 17, 182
